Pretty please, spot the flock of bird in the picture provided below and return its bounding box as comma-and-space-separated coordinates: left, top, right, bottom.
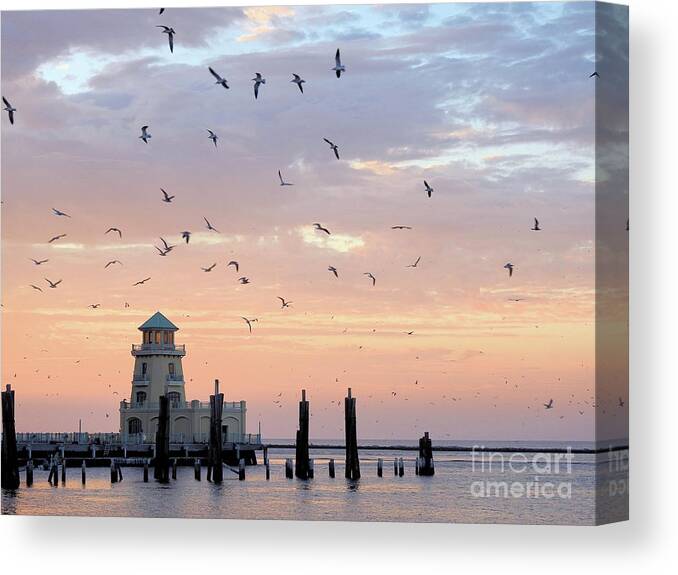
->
1, 7, 625, 431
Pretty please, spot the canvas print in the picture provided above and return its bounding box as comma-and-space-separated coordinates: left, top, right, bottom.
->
1, 2, 628, 525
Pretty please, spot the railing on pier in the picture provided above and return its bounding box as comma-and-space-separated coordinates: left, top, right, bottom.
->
15, 431, 262, 446
120, 400, 243, 411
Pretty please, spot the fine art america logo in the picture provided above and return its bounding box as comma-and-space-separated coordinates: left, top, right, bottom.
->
470, 446, 574, 499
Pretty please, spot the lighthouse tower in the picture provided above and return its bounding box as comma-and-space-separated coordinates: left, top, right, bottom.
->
130, 311, 186, 407
120, 311, 248, 444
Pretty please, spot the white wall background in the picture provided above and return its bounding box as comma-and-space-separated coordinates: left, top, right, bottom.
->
2, 0, 676, 571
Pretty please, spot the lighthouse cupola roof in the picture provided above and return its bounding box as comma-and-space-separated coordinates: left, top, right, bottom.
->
138, 311, 179, 332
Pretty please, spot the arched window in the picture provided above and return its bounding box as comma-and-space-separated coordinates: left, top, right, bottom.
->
141, 362, 148, 376
168, 392, 181, 408
135, 391, 147, 405
168, 363, 175, 376
128, 418, 143, 435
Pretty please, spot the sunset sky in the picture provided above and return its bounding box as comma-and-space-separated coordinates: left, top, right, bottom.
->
1, 2, 626, 441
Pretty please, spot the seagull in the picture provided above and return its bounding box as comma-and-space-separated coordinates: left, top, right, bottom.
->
161, 188, 174, 203
207, 129, 218, 147
52, 208, 71, 218
159, 8, 164, 15
314, 223, 331, 235
139, 125, 151, 143
133, 277, 151, 286
104, 260, 122, 268
391, 225, 412, 230
407, 256, 421, 268
241, 317, 258, 333
2, 97, 16, 125
157, 25, 175, 53
182, 231, 191, 244
590, 71, 599, 78
238, 277, 250, 284
323, 138, 340, 160
278, 170, 293, 186
105, 227, 122, 238
544, 399, 554, 409
204, 216, 219, 232
202, 263, 217, 272
227, 260, 239, 272
159, 237, 174, 253
48, 234, 67, 243
328, 266, 338, 278
504, 263, 514, 278
208, 67, 229, 89
44, 278, 62, 289
424, 180, 433, 198
30, 285, 43, 292
88, 304, 101, 309
155, 246, 169, 256
291, 74, 306, 93
332, 48, 345, 78
531, 218, 541, 231
252, 73, 266, 99
278, 297, 292, 309
30, 258, 49, 266
364, 272, 376, 286
618, 397, 625, 407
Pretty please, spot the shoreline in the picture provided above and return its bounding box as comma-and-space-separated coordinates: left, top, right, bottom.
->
266, 443, 630, 454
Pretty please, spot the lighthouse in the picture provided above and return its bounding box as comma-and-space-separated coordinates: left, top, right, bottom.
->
120, 312, 247, 444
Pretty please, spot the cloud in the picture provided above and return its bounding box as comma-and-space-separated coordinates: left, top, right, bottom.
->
297, 226, 365, 253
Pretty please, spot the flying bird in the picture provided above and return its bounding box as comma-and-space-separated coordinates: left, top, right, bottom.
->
313, 223, 331, 235
424, 180, 433, 198
208, 67, 229, 89
332, 48, 345, 78
161, 188, 174, 203
291, 73, 306, 93
202, 263, 217, 272
157, 25, 175, 53
133, 277, 151, 286
278, 170, 293, 186
252, 73, 266, 99
105, 227, 122, 238
44, 278, 62, 289
30, 258, 49, 266
52, 208, 71, 218
323, 138, 340, 160
241, 317, 258, 333
48, 234, 67, 243
227, 260, 239, 272
159, 8, 164, 15
504, 263, 514, 278
104, 260, 122, 268
531, 218, 541, 231
364, 272, 376, 286
207, 129, 219, 147
139, 125, 151, 143
155, 246, 169, 256
88, 304, 101, 309
238, 277, 250, 284
391, 225, 412, 230
2, 97, 16, 125
618, 397, 625, 407
407, 256, 421, 268
590, 71, 599, 78
30, 285, 43, 292
159, 237, 174, 253
182, 231, 191, 244
544, 399, 554, 409
204, 217, 219, 232
328, 266, 338, 278
278, 297, 292, 309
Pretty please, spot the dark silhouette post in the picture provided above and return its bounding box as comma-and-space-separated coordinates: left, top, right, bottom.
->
1, 384, 20, 489
344, 387, 360, 480
154, 394, 171, 482
209, 379, 224, 483
295, 389, 310, 479
418, 432, 435, 476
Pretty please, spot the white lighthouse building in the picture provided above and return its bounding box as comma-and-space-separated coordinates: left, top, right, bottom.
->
119, 312, 247, 444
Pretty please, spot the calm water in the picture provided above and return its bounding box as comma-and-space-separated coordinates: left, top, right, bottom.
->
1, 443, 629, 525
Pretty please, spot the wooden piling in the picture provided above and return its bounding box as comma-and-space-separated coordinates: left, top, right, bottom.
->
377, 458, 383, 477
295, 389, 311, 479
263, 445, 269, 466
143, 459, 149, 482
238, 458, 246, 480
81, 460, 86, 485
398, 457, 404, 477
171, 458, 177, 480
394, 457, 398, 476
265, 462, 270, 480
154, 394, 171, 482
208, 380, 224, 484
415, 457, 419, 476
110, 460, 118, 483
344, 388, 360, 480
418, 432, 435, 476
285, 458, 293, 479
308, 458, 314, 479
194, 458, 201, 481
329, 458, 335, 478
117, 462, 123, 482
1, 384, 20, 490
53, 460, 59, 486
61, 460, 66, 484
26, 460, 34, 487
